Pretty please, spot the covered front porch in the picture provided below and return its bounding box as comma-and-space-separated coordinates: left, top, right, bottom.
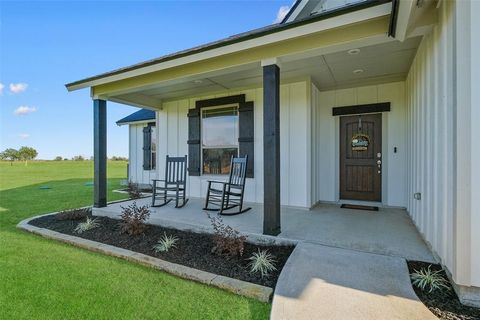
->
94, 198, 434, 262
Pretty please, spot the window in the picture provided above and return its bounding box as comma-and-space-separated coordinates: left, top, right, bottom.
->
143, 123, 156, 170
201, 106, 238, 174
150, 126, 156, 170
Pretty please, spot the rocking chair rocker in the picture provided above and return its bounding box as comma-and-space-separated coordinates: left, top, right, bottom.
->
203, 155, 251, 215
152, 155, 188, 208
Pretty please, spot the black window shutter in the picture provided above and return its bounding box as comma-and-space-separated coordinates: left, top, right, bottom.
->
143, 125, 152, 170
187, 109, 201, 176
239, 101, 254, 178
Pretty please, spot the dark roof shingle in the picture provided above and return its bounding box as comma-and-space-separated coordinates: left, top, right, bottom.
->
117, 109, 155, 125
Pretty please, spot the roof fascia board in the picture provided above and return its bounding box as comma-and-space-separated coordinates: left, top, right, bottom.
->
117, 119, 155, 126
394, 0, 415, 41
67, 1, 391, 91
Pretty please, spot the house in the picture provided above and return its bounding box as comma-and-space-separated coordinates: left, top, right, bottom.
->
66, 0, 480, 307
116, 108, 157, 186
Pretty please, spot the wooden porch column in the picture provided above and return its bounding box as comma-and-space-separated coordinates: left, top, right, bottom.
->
263, 63, 281, 236
93, 99, 107, 208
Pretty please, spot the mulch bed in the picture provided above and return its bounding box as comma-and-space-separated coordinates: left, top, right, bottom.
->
408, 261, 480, 320
29, 214, 294, 288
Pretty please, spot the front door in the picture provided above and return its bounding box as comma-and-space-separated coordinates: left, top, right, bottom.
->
340, 113, 382, 201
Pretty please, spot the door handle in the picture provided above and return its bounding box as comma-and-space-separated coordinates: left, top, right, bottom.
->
376, 160, 382, 165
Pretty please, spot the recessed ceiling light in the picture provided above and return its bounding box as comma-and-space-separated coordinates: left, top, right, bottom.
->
348, 48, 361, 55
353, 69, 364, 74
193, 79, 203, 84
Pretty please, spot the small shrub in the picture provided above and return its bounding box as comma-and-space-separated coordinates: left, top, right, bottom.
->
127, 182, 142, 199
74, 217, 100, 234
410, 265, 450, 293
247, 249, 277, 278
56, 208, 91, 221
119, 201, 150, 235
208, 214, 246, 257
153, 233, 179, 253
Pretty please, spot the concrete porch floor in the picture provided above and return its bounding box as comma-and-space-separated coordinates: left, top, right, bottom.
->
94, 197, 434, 262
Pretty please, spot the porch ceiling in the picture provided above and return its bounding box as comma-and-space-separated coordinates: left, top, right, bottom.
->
110, 36, 421, 108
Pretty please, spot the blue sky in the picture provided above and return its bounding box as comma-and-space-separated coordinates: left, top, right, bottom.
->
0, 0, 291, 159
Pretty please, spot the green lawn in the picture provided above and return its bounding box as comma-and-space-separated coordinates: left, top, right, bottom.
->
0, 161, 270, 319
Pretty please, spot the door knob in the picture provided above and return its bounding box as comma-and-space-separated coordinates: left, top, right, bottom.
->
377, 160, 382, 165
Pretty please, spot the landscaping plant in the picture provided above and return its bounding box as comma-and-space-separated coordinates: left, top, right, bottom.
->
208, 213, 246, 256
127, 182, 142, 199
410, 265, 450, 293
74, 217, 100, 234
247, 249, 277, 278
55, 208, 91, 221
153, 233, 179, 253
119, 201, 150, 235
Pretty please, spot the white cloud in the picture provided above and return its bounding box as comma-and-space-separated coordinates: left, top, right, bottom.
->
274, 5, 290, 23
19, 133, 30, 139
14, 105, 37, 116
0, 83, 4, 95
9, 83, 28, 94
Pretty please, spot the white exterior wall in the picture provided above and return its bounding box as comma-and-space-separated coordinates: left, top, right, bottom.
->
128, 123, 157, 185
312, 81, 407, 207
405, 0, 480, 291
155, 80, 312, 208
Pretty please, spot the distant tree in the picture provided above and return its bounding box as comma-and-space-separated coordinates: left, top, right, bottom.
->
110, 156, 128, 161
63, 158, 69, 161
72, 155, 85, 161
17, 146, 38, 166
0, 148, 19, 165
54, 156, 63, 161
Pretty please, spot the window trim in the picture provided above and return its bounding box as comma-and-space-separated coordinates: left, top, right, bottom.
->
200, 104, 239, 175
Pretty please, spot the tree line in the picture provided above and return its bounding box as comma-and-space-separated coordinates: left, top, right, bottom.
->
53, 156, 128, 161
0, 147, 38, 165
0, 147, 128, 165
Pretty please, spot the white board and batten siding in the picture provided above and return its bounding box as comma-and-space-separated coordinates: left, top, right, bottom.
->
155, 81, 312, 208
128, 123, 157, 186
311, 81, 407, 208
405, 0, 480, 290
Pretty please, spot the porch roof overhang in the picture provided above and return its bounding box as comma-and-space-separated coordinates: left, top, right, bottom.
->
65, 0, 396, 109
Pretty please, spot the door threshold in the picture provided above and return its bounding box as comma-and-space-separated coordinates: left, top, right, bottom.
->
337, 199, 383, 207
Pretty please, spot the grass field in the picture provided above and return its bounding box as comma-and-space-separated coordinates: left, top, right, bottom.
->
0, 161, 270, 319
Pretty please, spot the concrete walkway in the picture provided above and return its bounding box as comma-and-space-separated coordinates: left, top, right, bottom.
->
271, 242, 436, 320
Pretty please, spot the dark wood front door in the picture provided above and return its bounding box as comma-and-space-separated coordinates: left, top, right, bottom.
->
340, 113, 382, 201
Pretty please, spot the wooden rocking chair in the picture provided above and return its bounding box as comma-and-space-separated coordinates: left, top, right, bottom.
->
152, 155, 188, 208
203, 155, 251, 215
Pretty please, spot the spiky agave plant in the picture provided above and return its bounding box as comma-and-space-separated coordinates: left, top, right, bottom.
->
247, 249, 277, 278
74, 217, 100, 234
410, 265, 450, 293
153, 233, 179, 253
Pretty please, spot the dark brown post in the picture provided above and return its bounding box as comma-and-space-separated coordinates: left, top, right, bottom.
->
93, 99, 107, 207
263, 64, 281, 236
